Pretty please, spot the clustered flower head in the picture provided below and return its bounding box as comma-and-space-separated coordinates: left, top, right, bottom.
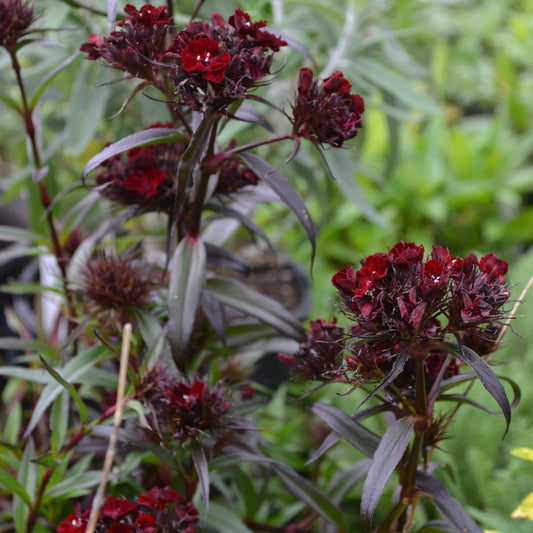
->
278, 318, 345, 381
281, 241, 510, 388
291, 68, 364, 148
57, 487, 199, 533
95, 123, 186, 210
141, 375, 231, 444
167, 8, 287, 111
80, 4, 172, 81
80, 5, 286, 112
0, 0, 34, 52
81, 252, 153, 322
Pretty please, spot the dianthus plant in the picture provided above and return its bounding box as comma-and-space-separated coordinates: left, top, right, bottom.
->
0, 1, 518, 533
281, 241, 518, 532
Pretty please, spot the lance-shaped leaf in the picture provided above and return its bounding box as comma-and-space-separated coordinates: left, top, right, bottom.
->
167, 235, 206, 369
416, 471, 483, 533
39, 355, 88, 426
311, 403, 381, 458
23, 345, 110, 438
206, 276, 305, 341
361, 416, 415, 526
192, 444, 210, 517
213, 445, 345, 530
240, 152, 317, 265
327, 458, 372, 504
444, 343, 511, 434
81, 127, 188, 182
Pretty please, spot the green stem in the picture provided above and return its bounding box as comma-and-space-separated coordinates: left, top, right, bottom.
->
376, 499, 409, 533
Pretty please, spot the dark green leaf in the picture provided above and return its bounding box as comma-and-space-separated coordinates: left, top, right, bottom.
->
206, 276, 305, 341
205, 502, 253, 533
310, 403, 381, 458
240, 152, 317, 265
416, 471, 483, 533
39, 355, 88, 426
445, 343, 511, 434
361, 416, 415, 525
0, 471, 31, 507
167, 235, 206, 369
322, 149, 386, 226
30, 50, 80, 109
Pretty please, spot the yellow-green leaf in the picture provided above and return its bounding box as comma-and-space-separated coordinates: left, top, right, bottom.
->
512, 491, 533, 520
511, 447, 533, 462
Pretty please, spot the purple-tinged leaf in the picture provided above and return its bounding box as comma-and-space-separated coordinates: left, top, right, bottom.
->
201, 291, 226, 343
233, 103, 274, 132
214, 445, 345, 530
192, 444, 210, 517
444, 343, 511, 434
105, 81, 150, 119
82, 128, 188, 183
167, 235, 206, 370
205, 243, 249, 274
416, 471, 483, 533
205, 202, 273, 251
107, 0, 119, 32
311, 403, 381, 459
357, 350, 409, 410
307, 404, 386, 464
240, 152, 316, 265
268, 28, 316, 64
361, 416, 415, 526
206, 276, 305, 341
437, 394, 497, 415
327, 458, 372, 504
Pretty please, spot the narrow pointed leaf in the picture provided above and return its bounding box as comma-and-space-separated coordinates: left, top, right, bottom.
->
167, 235, 206, 369
240, 152, 316, 264
205, 243, 249, 274
416, 471, 483, 533
107, 0, 119, 31
30, 50, 80, 108
192, 445, 210, 517
206, 502, 253, 533
233, 103, 274, 131
0, 226, 42, 243
0, 471, 31, 507
311, 403, 380, 458
445, 343, 511, 433
322, 149, 385, 226
214, 446, 345, 530
24, 345, 110, 438
82, 128, 187, 181
0, 94, 22, 115
39, 355, 88, 426
327, 458, 372, 504
361, 416, 415, 525
206, 276, 305, 341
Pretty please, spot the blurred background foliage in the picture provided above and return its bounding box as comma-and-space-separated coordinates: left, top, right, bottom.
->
1, 0, 533, 530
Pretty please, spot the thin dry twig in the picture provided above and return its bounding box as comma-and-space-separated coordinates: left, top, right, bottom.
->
85, 323, 132, 533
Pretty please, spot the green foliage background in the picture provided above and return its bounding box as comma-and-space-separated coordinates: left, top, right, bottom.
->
1, 0, 533, 530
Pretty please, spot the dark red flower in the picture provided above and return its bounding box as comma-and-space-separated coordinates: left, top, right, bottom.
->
100, 497, 139, 520
139, 486, 181, 510
95, 123, 186, 211
143, 377, 231, 443
57, 505, 88, 533
107, 524, 135, 533
291, 68, 364, 147
279, 319, 345, 381
80, 4, 171, 81
180, 37, 231, 83
167, 9, 286, 111
0, 0, 34, 52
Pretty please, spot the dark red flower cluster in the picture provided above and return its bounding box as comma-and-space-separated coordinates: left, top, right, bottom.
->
278, 319, 345, 381
80, 4, 171, 81
81, 253, 152, 321
213, 158, 259, 195
167, 8, 287, 111
96, 123, 186, 210
57, 487, 199, 533
0, 0, 34, 52
291, 68, 364, 148
143, 377, 231, 443
331, 241, 510, 359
